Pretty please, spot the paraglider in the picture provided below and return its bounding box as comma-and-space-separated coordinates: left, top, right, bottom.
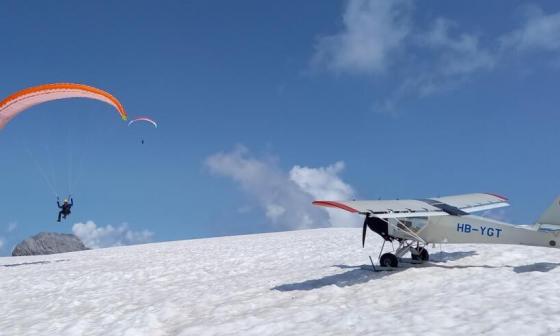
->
0, 83, 128, 222
57, 196, 74, 222
128, 116, 157, 144
0, 83, 128, 129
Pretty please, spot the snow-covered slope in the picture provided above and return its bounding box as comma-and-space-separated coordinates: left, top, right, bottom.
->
2, 228, 560, 336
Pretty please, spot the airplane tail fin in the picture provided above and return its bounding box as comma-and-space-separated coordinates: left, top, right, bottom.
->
536, 196, 560, 228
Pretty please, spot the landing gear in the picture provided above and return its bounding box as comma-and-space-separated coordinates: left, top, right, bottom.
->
369, 240, 430, 270
380, 253, 399, 267
362, 214, 431, 270
411, 247, 429, 261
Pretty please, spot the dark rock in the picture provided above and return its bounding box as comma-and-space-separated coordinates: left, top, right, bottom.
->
12, 232, 88, 256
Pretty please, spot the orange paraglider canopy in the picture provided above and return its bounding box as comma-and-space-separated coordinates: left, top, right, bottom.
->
0, 83, 127, 129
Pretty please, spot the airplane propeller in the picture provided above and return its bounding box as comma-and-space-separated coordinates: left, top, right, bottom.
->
362, 213, 369, 247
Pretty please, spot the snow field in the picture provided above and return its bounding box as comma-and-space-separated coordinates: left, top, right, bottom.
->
2, 228, 560, 335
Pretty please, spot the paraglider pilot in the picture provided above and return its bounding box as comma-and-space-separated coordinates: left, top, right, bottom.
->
57, 196, 73, 222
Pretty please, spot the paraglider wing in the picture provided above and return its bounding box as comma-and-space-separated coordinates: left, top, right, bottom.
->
128, 117, 158, 128
0, 83, 127, 129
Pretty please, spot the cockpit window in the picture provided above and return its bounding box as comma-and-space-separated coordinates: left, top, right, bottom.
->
391, 217, 428, 233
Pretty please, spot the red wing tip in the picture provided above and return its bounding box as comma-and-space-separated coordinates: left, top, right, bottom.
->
485, 192, 509, 201
312, 200, 358, 213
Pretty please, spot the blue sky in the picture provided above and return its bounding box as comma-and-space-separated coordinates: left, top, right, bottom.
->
1, 0, 560, 254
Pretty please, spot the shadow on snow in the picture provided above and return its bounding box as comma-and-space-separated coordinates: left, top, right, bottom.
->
513, 262, 560, 273
272, 250, 560, 291
272, 264, 396, 291
429, 250, 478, 263
2, 259, 69, 268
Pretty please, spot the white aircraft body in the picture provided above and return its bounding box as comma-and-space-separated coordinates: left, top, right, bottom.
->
313, 193, 560, 268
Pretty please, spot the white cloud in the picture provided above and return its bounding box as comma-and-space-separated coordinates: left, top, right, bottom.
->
72, 221, 154, 249
312, 0, 411, 74
421, 18, 495, 76
6, 222, 17, 233
314, 2, 560, 111
378, 18, 496, 109
313, 2, 494, 80
265, 204, 286, 221
502, 6, 560, 52
313, 1, 498, 109
289, 161, 352, 200
290, 162, 361, 227
0, 237, 4, 250
206, 146, 360, 229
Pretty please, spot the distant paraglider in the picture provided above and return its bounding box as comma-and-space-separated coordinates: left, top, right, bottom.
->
128, 117, 157, 128
0, 83, 128, 129
128, 116, 157, 144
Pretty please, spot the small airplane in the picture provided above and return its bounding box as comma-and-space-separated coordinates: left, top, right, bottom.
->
313, 193, 560, 268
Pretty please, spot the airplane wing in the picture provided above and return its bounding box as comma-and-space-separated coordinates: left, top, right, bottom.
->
313, 193, 509, 218
432, 193, 509, 213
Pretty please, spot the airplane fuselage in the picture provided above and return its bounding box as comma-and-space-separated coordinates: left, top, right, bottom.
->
408, 215, 560, 248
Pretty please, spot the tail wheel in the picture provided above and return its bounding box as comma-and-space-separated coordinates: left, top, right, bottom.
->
380, 253, 398, 268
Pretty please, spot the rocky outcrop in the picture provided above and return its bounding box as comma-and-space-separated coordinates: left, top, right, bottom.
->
12, 232, 88, 256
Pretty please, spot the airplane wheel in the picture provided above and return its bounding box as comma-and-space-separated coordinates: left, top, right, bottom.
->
412, 247, 430, 261
419, 248, 429, 261
380, 253, 398, 268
